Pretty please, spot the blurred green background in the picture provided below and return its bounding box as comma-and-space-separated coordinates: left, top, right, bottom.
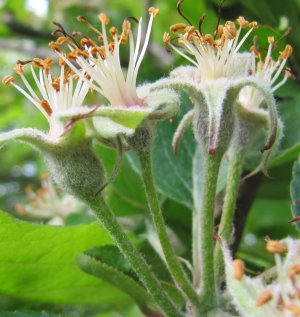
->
0, 0, 300, 316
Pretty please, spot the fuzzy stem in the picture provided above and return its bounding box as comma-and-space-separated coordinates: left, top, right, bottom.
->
193, 153, 222, 312
87, 195, 183, 317
214, 151, 244, 286
139, 150, 202, 314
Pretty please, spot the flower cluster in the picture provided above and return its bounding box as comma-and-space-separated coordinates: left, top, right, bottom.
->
155, 15, 293, 163
1, 7, 179, 146
3, 58, 91, 142
16, 177, 85, 226
164, 16, 257, 82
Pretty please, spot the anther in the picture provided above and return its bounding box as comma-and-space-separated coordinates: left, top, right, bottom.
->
249, 21, 258, 28
266, 240, 287, 254
232, 259, 245, 280
268, 36, 275, 45
256, 290, 273, 307
80, 38, 95, 48
148, 7, 160, 17
109, 26, 118, 36
13, 63, 25, 75
163, 32, 171, 44
40, 99, 52, 116
2, 75, 15, 85
214, 24, 224, 38
170, 23, 187, 33
77, 16, 87, 23
279, 44, 293, 60
32, 58, 44, 68
51, 79, 60, 92
288, 264, 300, 278
122, 20, 131, 36
237, 16, 249, 28
48, 41, 60, 52
98, 13, 110, 25
223, 21, 237, 39
56, 36, 69, 45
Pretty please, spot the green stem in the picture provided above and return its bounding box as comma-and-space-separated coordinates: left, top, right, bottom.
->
193, 153, 222, 312
139, 150, 202, 313
214, 151, 244, 286
87, 195, 183, 317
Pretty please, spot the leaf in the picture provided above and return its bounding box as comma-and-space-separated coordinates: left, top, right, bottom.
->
84, 245, 135, 277
290, 156, 300, 231
0, 312, 64, 317
77, 246, 151, 307
0, 211, 133, 307
94, 144, 148, 216
270, 143, 300, 168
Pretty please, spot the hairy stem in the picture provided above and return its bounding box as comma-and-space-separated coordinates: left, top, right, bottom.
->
193, 153, 222, 312
214, 151, 244, 286
87, 195, 183, 317
139, 150, 202, 314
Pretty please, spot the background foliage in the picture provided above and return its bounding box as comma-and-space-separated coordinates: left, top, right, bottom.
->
0, 0, 300, 316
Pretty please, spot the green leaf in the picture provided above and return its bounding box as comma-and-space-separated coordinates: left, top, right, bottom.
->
0, 211, 133, 307
94, 144, 148, 216
270, 143, 300, 168
0, 312, 64, 317
77, 246, 151, 307
84, 245, 134, 277
290, 156, 300, 231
